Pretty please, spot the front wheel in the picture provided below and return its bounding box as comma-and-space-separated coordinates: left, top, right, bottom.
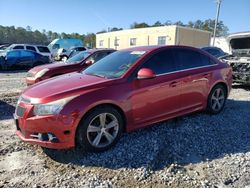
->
207, 84, 227, 114
76, 107, 124, 152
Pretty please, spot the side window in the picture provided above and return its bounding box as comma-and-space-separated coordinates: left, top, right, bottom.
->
158, 36, 166, 45
52, 44, 59, 49
114, 38, 119, 47
78, 47, 86, 51
93, 52, 109, 63
200, 54, 217, 66
99, 40, 104, 47
37, 46, 50, 53
7, 51, 20, 58
141, 50, 176, 75
20, 51, 35, 58
26, 46, 36, 52
174, 49, 203, 70
13, 45, 24, 50
207, 49, 220, 56
130, 38, 137, 46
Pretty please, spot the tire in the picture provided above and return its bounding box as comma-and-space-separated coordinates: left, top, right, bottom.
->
207, 84, 227, 114
76, 106, 124, 152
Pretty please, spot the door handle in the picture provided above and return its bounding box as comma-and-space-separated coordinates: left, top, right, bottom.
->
170, 81, 178, 87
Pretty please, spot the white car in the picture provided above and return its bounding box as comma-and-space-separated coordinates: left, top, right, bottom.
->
6, 44, 52, 61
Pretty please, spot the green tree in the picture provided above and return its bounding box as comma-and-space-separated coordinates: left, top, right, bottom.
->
130, 22, 150, 29
152, 21, 163, 27
84, 33, 96, 48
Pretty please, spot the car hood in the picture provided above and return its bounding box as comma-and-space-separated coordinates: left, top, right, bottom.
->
22, 72, 113, 104
29, 62, 78, 74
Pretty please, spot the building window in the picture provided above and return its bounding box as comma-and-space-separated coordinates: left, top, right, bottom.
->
158, 36, 166, 45
130, 38, 137, 46
114, 38, 120, 46
99, 40, 104, 47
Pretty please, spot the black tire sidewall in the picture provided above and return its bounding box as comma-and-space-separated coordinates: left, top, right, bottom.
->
207, 84, 227, 114
76, 107, 124, 152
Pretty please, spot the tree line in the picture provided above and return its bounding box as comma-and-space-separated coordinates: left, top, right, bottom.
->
0, 19, 228, 47
99, 19, 228, 37
0, 25, 95, 47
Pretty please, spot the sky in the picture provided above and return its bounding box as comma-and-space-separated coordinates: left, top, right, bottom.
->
0, 0, 249, 34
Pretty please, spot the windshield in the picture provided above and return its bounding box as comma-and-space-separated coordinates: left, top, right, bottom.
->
83, 50, 146, 79
66, 51, 91, 64
230, 37, 250, 50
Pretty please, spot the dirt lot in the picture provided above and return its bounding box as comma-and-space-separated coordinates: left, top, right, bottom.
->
0, 71, 249, 188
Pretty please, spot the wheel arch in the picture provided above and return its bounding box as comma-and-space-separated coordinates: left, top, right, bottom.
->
209, 81, 229, 98
74, 102, 127, 145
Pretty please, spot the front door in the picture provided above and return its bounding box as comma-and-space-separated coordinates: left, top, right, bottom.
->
130, 49, 181, 128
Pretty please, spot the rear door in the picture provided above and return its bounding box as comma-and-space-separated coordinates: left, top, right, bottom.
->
19, 51, 35, 67
131, 49, 181, 127
173, 48, 217, 113
6, 51, 21, 68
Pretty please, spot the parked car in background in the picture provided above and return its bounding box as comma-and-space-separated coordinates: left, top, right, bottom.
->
0, 43, 11, 52
201, 46, 228, 58
5, 44, 52, 61
47, 38, 83, 59
0, 50, 50, 70
16, 45, 232, 152
56, 46, 87, 61
25, 49, 115, 85
221, 32, 250, 84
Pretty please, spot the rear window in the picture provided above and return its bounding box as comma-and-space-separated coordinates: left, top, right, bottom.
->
26, 46, 36, 52
37, 46, 50, 53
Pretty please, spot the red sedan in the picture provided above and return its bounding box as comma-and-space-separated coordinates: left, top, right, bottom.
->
25, 49, 115, 85
15, 46, 232, 152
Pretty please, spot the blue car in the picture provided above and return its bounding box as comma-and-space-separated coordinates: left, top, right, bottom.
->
201, 47, 228, 58
0, 50, 50, 70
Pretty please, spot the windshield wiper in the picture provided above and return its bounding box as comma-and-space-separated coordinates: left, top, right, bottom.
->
87, 73, 108, 78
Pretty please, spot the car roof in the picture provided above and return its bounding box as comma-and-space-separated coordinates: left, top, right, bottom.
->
8, 49, 39, 54
87, 48, 116, 53
121, 45, 201, 53
10, 44, 48, 47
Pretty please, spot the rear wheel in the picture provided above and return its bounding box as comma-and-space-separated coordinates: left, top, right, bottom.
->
207, 84, 227, 114
76, 107, 124, 152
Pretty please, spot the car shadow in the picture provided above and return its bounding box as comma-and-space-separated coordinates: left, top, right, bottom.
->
0, 100, 16, 120
43, 98, 250, 171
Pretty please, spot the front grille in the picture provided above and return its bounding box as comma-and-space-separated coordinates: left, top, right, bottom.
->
15, 106, 26, 117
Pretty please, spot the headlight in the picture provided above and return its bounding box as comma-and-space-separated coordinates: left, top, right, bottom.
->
33, 96, 75, 116
34, 68, 49, 79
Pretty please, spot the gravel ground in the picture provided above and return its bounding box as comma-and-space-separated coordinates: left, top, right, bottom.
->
0, 71, 249, 188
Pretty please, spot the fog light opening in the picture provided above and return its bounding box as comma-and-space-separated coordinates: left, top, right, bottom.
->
63, 130, 71, 135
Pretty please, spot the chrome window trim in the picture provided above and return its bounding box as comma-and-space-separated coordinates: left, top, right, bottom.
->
156, 64, 218, 77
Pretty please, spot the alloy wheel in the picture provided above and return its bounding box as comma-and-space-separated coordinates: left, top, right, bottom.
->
86, 113, 119, 148
211, 88, 225, 112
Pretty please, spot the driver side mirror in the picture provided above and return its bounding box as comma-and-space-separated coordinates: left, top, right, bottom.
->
137, 68, 156, 80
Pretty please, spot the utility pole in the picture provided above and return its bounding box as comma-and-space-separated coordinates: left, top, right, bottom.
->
213, 0, 222, 46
